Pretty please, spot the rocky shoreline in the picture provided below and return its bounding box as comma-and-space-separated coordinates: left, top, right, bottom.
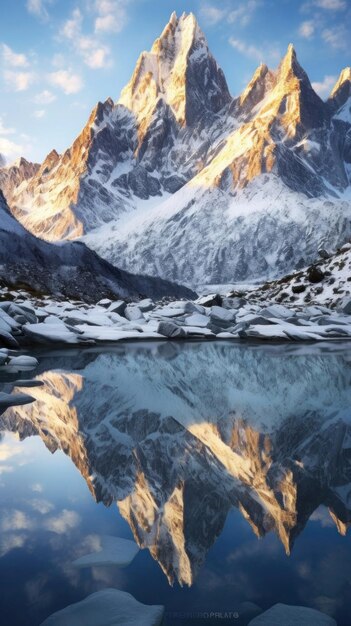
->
1, 282, 351, 352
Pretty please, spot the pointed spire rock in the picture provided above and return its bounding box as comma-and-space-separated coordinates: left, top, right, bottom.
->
238, 63, 275, 118
270, 43, 326, 135
118, 11, 231, 131
329, 67, 351, 111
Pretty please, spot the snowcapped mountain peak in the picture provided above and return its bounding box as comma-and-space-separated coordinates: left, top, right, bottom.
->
38, 149, 60, 177
237, 62, 275, 119
118, 10, 230, 129
329, 67, 351, 113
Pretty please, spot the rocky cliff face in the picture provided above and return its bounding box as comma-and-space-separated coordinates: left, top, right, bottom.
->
2, 12, 351, 286
0, 190, 194, 302
2, 343, 351, 585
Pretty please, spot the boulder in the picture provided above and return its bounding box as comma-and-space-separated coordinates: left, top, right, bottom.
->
210, 306, 236, 327
248, 603, 336, 625
184, 313, 209, 327
307, 266, 325, 283
157, 321, 186, 338
124, 305, 144, 321
138, 298, 154, 312
108, 300, 127, 316
40, 588, 164, 626
196, 293, 223, 307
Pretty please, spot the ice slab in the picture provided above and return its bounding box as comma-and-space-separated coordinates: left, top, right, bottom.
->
40, 588, 164, 626
72, 535, 139, 569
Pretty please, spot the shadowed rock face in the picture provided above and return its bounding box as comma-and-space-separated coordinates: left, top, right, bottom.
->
2, 342, 351, 586
0, 191, 195, 302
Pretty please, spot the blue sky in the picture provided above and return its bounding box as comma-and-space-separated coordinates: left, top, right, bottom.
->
0, 0, 350, 163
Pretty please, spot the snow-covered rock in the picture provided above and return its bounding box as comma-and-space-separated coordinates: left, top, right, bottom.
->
40, 589, 164, 626
72, 535, 139, 569
248, 603, 336, 625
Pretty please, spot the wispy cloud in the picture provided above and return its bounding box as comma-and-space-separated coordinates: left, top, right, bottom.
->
201, 1, 261, 27
94, 0, 130, 34
44, 509, 80, 534
0, 510, 34, 532
322, 25, 348, 49
229, 37, 280, 63
2, 44, 29, 68
299, 20, 315, 38
61, 8, 112, 69
34, 89, 56, 104
26, 0, 53, 21
229, 38, 264, 61
200, 5, 227, 25
33, 109, 46, 118
4, 70, 36, 91
312, 74, 337, 97
48, 69, 83, 94
228, 0, 262, 26
314, 0, 346, 9
28, 498, 54, 514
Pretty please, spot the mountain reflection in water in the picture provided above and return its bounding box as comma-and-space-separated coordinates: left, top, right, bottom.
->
2, 341, 351, 588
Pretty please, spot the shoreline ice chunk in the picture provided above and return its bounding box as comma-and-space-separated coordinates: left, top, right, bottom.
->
72, 535, 139, 569
40, 588, 164, 626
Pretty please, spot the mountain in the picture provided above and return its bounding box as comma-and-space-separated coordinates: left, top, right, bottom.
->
2, 12, 351, 287
2, 343, 351, 585
4, 12, 233, 242
0, 190, 195, 302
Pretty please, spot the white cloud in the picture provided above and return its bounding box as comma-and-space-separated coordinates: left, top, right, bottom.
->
200, 5, 227, 25
34, 89, 56, 104
44, 509, 80, 534
314, 0, 346, 9
31, 482, 43, 493
4, 70, 35, 91
322, 25, 348, 49
312, 74, 337, 97
0, 117, 15, 136
28, 498, 54, 514
228, 0, 262, 26
0, 137, 26, 160
200, 1, 260, 27
61, 8, 112, 69
94, 0, 129, 33
2, 44, 29, 68
0, 510, 33, 532
299, 20, 315, 38
0, 534, 26, 557
85, 47, 111, 69
61, 8, 82, 40
229, 38, 262, 62
48, 70, 83, 94
26, 0, 53, 21
33, 109, 46, 118
229, 37, 280, 63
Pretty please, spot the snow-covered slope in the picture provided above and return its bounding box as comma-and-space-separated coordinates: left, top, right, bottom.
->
84, 175, 351, 286
3, 344, 351, 584
0, 191, 194, 302
247, 240, 351, 309
2, 13, 351, 286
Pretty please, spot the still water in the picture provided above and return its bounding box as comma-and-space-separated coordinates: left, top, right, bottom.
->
1, 341, 351, 625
